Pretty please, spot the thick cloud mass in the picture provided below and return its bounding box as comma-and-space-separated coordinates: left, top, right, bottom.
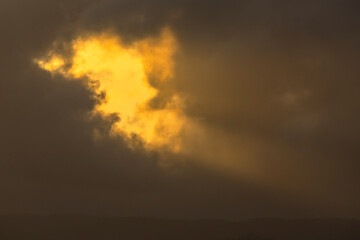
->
0, 0, 359, 218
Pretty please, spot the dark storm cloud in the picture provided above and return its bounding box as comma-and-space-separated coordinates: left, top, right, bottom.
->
0, 0, 360, 219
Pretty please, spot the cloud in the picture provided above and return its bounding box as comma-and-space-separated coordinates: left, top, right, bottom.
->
36, 28, 186, 152
0, 0, 360, 218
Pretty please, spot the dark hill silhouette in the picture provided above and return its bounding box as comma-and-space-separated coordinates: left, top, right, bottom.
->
0, 215, 359, 239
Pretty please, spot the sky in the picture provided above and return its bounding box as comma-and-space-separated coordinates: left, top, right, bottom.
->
0, 0, 360, 219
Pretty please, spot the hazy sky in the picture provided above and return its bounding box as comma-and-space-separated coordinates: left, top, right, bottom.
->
1, 0, 359, 219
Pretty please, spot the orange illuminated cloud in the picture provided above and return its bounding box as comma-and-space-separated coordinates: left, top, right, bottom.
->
36, 28, 186, 152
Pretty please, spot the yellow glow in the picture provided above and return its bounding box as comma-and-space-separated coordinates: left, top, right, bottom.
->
36, 29, 186, 152
36, 55, 64, 72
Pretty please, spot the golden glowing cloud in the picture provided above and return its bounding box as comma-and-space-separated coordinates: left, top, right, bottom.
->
36, 29, 186, 152
37, 55, 65, 72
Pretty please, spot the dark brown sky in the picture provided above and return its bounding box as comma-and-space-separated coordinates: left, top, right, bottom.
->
1, 0, 360, 219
